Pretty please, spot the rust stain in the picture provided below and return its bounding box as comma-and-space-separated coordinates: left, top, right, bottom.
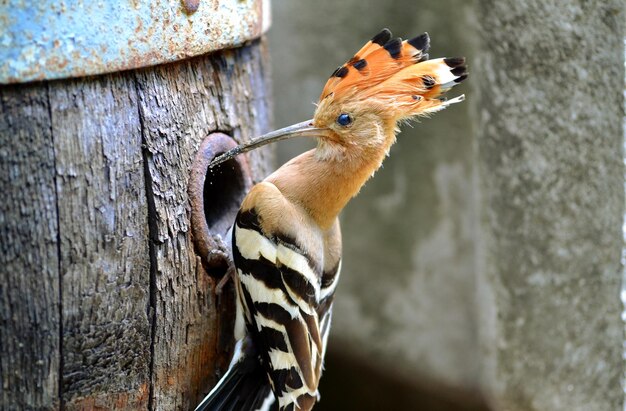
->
114, 393, 128, 408
71, 50, 82, 61
196, 257, 211, 291
135, 17, 143, 34
149, 221, 240, 406
123, 50, 168, 73
153, 290, 232, 407
44, 55, 70, 71
65, 384, 149, 411
182, 0, 201, 14
136, 383, 150, 404
167, 375, 176, 387
2, 1, 269, 88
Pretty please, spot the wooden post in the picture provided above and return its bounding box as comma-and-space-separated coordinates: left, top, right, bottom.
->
1, 31, 271, 411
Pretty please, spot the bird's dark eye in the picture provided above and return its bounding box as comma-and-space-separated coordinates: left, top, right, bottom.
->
336, 113, 352, 127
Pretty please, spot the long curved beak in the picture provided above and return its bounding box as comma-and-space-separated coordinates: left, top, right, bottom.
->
209, 119, 325, 168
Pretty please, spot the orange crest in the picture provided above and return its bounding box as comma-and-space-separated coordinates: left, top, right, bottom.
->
319, 29, 467, 119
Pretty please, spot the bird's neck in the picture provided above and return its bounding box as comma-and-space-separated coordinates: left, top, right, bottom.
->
267, 137, 394, 230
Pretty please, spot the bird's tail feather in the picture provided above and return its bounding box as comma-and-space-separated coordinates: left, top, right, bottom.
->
195, 338, 277, 411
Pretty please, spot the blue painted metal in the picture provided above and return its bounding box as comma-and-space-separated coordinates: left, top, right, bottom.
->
0, 0, 271, 84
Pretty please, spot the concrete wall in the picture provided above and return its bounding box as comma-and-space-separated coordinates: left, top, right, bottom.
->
473, 1, 624, 410
268, 1, 624, 409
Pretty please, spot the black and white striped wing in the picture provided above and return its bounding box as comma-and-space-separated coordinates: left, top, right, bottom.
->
233, 209, 327, 411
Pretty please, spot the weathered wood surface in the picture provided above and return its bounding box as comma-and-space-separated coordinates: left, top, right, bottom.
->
136, 42, 272, 410
0, 40, 272, 410
0, 85, 61, 410
49, 75, 151, 410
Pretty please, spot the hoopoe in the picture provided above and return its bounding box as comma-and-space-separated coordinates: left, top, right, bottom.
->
196, 28, 467, 411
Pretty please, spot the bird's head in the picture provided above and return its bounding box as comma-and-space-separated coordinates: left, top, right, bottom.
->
311, 29, 466, 159
311, 93, 392, 156
209, 29, 467, 168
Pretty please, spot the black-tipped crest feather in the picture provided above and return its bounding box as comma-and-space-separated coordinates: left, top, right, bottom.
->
371, 28, 392, 45
451, 66, 467, 76
408, 32, 430, 52
383, 37, 403, 59
444, 57, 465, 67
352, 58, 367, 70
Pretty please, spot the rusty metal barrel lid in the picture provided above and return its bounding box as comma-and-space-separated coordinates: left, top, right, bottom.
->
0, 0, 271, 84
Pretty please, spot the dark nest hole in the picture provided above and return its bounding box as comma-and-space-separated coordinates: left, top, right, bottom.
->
203, 156, 248, 238
189, 133, 252, 277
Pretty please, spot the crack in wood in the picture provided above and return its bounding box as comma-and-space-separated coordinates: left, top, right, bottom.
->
135, 75, 158, 411
45, 81, 65, 411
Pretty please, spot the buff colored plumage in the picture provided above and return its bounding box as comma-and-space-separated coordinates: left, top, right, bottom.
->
196, 28, 467, 411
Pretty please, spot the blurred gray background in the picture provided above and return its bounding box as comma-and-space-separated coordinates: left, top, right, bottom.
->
269, 0, 477, 387
266, 1, 624, 410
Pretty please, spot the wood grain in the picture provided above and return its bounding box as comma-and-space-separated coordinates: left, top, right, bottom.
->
135, 41, 272, 410
0, 85, 60, 411
48, 74, 151, 409
0, 39, 272, 410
